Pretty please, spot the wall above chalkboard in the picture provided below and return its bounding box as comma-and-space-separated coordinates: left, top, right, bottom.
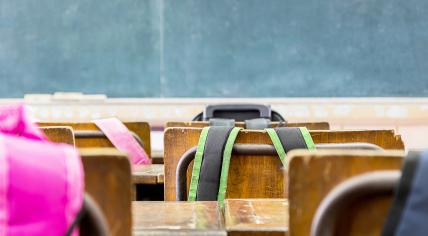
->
0, 0, 427, 97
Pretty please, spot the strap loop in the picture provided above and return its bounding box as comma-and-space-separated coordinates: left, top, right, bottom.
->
217, 127, 242, 206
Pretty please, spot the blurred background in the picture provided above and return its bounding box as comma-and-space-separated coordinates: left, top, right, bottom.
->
0, 0, 427, 150
0, 0, 427, 97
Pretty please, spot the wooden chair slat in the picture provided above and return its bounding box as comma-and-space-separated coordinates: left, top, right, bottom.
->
80, 148, 132, 236
40, 126, 75, 145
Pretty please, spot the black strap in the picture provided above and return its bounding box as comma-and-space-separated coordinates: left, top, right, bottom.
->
381, 151, 421, 236
271, 110, 286, 122
274, 127, 308, 153
64, 205, 86, 236
209, 118, 235, 127
196, 126, 234, 200
245, 118, 271, 130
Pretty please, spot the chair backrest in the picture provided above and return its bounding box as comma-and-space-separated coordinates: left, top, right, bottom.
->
192, 103, 285, 121
166, 121, 330, 130
287, 150, 404, 236
38, 121, 151, 157
40, 126, 75, 145
310, 171, 400, 236
164, 128, 405, 201
80, 148, 132, 236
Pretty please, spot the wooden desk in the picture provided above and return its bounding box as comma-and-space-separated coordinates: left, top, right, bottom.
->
132, 201, 226, 236
133, 164, 164, 185
224, 199, 288, 236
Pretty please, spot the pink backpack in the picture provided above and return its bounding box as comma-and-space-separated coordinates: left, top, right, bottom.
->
0, 104, 84, 236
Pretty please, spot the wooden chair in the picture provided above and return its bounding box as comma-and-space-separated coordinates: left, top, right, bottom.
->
25, 131, 129, 236
40, 126, 75, 145
164, 128, 404, 201
40, 124, 161, 200
166, 121, 330, 130
38, 122, 151, 158
287, 150, 404, 236
80, 148, 132, 236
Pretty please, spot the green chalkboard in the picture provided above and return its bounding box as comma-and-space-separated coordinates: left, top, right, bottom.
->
0, 0, 427, 97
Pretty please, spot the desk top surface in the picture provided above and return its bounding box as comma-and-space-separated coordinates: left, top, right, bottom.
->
132, 201, 225, 235
132, 164, 164, 185
224, 199, 288, 232
132, 199, 288, 235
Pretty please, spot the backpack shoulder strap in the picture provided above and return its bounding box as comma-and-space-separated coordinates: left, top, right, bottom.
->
93, 118, 150, 165
217, 127, 241, 205
265, 127, 315, 169
188, 126, 236, 201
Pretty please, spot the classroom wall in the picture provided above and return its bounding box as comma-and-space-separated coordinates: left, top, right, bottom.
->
1, 0, 427, 97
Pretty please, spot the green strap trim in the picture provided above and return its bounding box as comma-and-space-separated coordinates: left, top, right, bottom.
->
188, 127, 210, 201
265, 128, 287, 168
217, 127, 242, 206
299, 127, 316, 150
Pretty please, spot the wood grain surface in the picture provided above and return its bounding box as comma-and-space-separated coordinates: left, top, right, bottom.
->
132, 201, 226, 236
80, 148, 132, 236
224, 199, 288, 236
40, 126, 75, 145
287, 150, 404, 236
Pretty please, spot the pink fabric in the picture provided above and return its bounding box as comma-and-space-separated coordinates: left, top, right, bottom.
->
0, 104, 84, 236
0, 104, 45, 141
93, 118, 151, 165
